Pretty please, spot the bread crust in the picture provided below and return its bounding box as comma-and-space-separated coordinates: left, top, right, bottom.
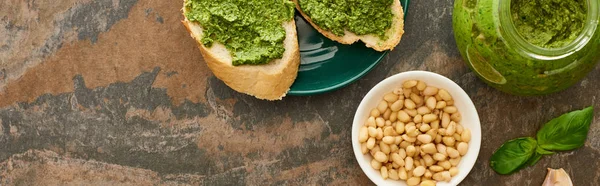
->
181, 4, 300, 100
293, 0, 405, 51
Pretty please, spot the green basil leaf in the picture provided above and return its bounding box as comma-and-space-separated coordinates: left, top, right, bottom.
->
536, 145, 554, 155
525, 152, 543, 166
537, 106, 594, 151
490, 137, 537, 175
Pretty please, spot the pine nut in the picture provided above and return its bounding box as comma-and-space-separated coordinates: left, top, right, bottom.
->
441, 113, 450, 128
383, 109, 392, 120
439, 161, 452, 170
414, 114, 423, 123
410, 93, 423, 106
393, 88, 403, 95
406, 145, 417, 157
381, 166, 389, 179
376, 128, 384, 139
402, 134, 417, 143
405, 99, 416, 109
462, 129, 471, 142
371, 109, 381, 117
443, 106, 458, 114
380, 143, 391, 154
376, 117, 385, 127
421, 143, 437, 154
377, 101, 388, 113
420, 124, 431, 132
384, 92, 399, 103
430, 165, 444, 172
389, 169, 400, 180
451, 112, 461, 122
383, 126, 395, 136
413, 166, 426, 177
431, 120, 440, 129
441, 171, 452, 182
405, 109, 418, 117
436, 144, 447, 155
416, 81, 427, 91
390, 111, 398, 122
403, 88, 412, 98
433, 172, 444, 181
435, 134, 442, 143
398, 111, 411, 122
391, 153, 405, 166
433, 153, 447, 161
405, 157, 414, 171
417, 106, 431, 115
423, 114, 438, 123
425, 170, 433, 178
361, 143, 369, 154
449, 157, 461, 166
368, 127, 377, 138
391, 144, 399, 153
446, 147, 460, 158
443, 137, 456, 147
407, 177, 421, 186
367, 116, 376, 127
360, 126, 369, 142
398, 148, 407, 159
383, 136, 395, 144
367, 137, 376, 149
457, 142, 468, 155
399, 167, 408, 180
426, 128, 437, 137
403, 80, 418, 88
438, 89, 452, 101
446, 122, 456, 136
395, 136, 403, 145
435, 101, 446, 109
375, 151, 388, 162
370, 146, 380, 156
423, 86, 439, 96
395, 122, 405, 134
400, 141, 411, 148
425, 97, 437, 110
446, 100, 454, 106
418, 135, 434, 144
371, 159, 382, 169
423, 154, 434, 166
421, 180, 436, 186
450, 167, 459, 177
390, 100, 404, 111
453, 133, 462, 141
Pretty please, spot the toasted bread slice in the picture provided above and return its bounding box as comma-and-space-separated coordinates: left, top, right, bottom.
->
182, 4, 300, 100
293, 0, 405, 51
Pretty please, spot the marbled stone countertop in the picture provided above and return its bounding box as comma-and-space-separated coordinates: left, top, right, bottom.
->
1, 0, 599, 185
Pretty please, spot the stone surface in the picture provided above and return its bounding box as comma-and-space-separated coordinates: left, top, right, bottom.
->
1, 0, 600, 185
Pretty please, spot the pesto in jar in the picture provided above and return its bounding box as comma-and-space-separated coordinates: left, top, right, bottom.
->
511, 0, 587, 48
184, 0, 295, 66
298, 0, 395, 39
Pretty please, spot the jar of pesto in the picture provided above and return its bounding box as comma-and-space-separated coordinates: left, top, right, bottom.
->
453, 0, 600, 95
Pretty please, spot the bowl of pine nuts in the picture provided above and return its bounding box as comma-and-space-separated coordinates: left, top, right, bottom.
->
352, 71, 481, 186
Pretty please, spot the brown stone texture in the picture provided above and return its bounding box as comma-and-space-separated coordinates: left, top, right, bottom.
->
1, 0, 600, 185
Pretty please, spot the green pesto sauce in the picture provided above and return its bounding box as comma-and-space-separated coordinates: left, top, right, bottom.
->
184, 0, 295, 66
298, 0, 394, 39
511, 0, 587, 48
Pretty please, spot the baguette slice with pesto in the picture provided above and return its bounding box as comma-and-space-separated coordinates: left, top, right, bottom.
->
293, 0, 405, 51
181, 0, 300, 100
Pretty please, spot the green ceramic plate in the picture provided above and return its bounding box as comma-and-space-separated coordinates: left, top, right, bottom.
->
288, 0, 410, 96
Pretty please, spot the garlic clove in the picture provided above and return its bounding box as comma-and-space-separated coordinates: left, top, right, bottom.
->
542, 168, 573, 186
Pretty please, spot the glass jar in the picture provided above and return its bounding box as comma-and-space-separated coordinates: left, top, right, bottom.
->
453, 0, 600, 95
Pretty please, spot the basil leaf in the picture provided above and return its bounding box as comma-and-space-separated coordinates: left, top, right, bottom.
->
537, 106, 594, 151
525, 152, 543, 166
490, 137, 537, 175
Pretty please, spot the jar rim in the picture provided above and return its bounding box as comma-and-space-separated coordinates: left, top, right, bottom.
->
499, 0, 599, 59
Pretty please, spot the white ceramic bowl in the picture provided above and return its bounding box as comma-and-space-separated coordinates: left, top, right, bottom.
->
352, 71, 481, 186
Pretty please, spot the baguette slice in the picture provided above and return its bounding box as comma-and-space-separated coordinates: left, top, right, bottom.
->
182, 4, 300, 100
293, 0, 405, 51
